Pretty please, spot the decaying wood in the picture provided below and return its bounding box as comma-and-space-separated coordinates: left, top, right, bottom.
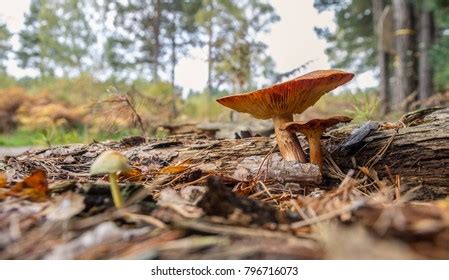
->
2, 108, 449, 200
332, 108, 449, 199
232, 154, 321, 184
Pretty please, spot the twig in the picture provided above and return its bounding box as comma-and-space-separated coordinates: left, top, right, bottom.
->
119, 211, 167, 229
257, 180, 278, 205
290, 200, 365, 229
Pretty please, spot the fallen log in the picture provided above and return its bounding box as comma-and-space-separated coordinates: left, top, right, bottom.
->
3, 107, 449, 200
331, 107, 449, 199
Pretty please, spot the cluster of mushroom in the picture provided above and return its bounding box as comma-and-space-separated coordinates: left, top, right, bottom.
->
217, 69, 354, 170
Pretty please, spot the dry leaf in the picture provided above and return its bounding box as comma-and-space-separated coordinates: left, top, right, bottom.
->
9, 169, 49, 202
0, 172, 7, 188
160, 165, 189, 174
118, 168, 143, 182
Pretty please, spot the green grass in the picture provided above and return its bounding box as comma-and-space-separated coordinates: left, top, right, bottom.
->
0, 130, 42, 147
0, 128, 142, 147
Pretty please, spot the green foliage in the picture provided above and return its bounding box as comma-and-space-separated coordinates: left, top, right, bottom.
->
314, 0, 376, 73
0, 130, 42, 147
0, 126, 139, 147
106, 0, 202, 80
314, 0, 449, 91
182, 91, 226, 120
431, 4, 449, 90
17, 0, 95, 77
0, 20, 11, 72
133, 80, 174, 103
344, 90, 380, 121
196, 0, 279, 91
0, 73, 16, 89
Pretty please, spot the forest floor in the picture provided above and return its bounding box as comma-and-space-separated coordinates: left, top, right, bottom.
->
1, 107, 449, 259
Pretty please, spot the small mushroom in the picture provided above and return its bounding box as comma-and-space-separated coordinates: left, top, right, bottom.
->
90, 150, 130, 208
217, 70, 354, 162
282, 116, 352, 169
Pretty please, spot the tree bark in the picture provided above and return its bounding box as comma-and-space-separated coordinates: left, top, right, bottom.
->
373, 0, 391, 114
332, 108, 449, 199
418, 9, 434, 101
392, 0, 417, 111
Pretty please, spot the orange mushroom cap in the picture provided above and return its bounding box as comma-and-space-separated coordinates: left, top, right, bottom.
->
216, 70, 354, 119
282, 116, 353, 133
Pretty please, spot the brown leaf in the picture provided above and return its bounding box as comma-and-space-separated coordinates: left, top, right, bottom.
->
118, 168, 143, 182
10, 169, 49, 202
0, 172, 6, 188
160, 165, 189, 174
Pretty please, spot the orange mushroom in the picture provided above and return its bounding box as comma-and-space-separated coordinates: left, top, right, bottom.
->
217, 70, 354, 162
282, 116, 352, 169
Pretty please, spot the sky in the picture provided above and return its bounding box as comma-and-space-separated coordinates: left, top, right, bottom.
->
0, 0, 376, 92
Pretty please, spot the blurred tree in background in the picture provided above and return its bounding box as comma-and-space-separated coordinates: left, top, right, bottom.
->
213, 0, 279, 92
17, 0, 95, 77
314, 0, 376, 73
430, 0, 449, 92
195, 0, 278, 94
314, 0, 449, 112
0, 21, 11, 72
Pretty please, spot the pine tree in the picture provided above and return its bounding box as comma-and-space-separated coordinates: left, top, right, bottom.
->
196, 0, 279, 93
59, 0, 96, 75
17, 0, 61, 77
0, 20, 11, 72
17, 0, 96, 77
314, 0, 376, 73
106, 0, 168, 80
164, 0, 202, 118
214, 0, 279, 92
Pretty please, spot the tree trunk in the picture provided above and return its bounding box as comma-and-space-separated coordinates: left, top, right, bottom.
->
392, 0, 416, 112
418, 9, 434, 101
169, 18, 178, 121
152, 0, 162, 81
372, 0, 391, 114
206, 0, 214, 119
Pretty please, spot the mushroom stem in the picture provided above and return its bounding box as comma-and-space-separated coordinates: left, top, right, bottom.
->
307, 132, 324, 168
273, 115, 306, 162
109, 173, 124, 208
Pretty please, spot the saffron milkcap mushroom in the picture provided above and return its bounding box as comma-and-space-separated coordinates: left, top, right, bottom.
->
90, 150, 130, 208
216, 70, 354, 162
282, 116, 352, 169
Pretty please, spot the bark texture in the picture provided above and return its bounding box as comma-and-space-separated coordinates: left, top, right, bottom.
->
332, 108, 449, 199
